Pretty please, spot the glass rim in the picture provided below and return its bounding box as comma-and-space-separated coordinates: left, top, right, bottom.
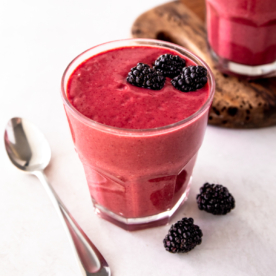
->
61, 38, 215, 135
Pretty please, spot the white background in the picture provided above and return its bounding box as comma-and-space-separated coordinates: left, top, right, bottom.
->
1, 0, 276, 275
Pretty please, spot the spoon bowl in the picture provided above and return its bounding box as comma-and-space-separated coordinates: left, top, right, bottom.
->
4, 117, 111, 276
4, 117, 51, 173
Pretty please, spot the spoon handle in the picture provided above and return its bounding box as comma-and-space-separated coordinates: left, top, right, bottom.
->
34, 170, 110, 276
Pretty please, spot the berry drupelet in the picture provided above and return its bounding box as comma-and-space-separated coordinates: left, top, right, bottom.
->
171, 65, 208, 92
126, 63, 165, 90
153, 54, 186, 78
163, 217, 203, 253
196, 183, 235, 215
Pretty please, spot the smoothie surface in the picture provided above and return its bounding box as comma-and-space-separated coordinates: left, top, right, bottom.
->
67, 46, 209, 129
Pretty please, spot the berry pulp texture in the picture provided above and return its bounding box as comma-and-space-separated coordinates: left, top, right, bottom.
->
65, 45, 211, 221
206, 0, 276, 65
67, 46, 209, 129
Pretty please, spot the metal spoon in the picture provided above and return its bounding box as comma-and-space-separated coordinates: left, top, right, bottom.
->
4, 117, 111, 276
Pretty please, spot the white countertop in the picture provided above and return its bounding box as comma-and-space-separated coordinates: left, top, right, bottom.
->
1, 0, 276, 275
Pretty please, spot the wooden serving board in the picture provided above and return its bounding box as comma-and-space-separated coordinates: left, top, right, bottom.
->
131, 0, 276, 128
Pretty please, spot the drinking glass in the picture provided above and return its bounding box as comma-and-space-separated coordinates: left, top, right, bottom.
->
206, 0, 276, 78
61, 39, 215, 230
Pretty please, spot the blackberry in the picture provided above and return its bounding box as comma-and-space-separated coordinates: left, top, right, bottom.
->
126, 63, 165, 90
153, 54, 186, 78
196, 183, 235, 215
163, 217, 203, 253
171, 65, 207, 92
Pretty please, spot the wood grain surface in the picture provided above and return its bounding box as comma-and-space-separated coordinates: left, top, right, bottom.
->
131, 1, 276, 128
180, 0, 205, 21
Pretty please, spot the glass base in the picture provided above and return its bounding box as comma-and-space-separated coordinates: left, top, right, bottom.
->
92, 177, 191, 231
209, 47, 276, 79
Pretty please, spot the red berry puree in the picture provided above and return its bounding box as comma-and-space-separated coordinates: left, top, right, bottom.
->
67, 47, 209, 129
64, 45, 211, 224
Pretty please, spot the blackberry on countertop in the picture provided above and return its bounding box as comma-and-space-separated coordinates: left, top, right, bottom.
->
153, 54, 186, 78
171, 65, 207, 92
126, 63, 165, 90
196, 183, 235, 215
163, 217, 203, 253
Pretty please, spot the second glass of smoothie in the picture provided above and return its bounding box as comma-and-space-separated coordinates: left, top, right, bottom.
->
206, 0, 276, 78
61, 39, 215, 230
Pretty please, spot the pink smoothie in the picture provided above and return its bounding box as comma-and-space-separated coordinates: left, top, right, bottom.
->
67, 47, 209, 129
63, 44, 212, 227
206, 0, 276, 65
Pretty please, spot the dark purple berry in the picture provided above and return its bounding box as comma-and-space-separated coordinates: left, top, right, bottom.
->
153, 54, 186, 78
196, 183, 235, 215
127, 63, 165, 90
163, 217, 203, 253
171, 65, 207, 92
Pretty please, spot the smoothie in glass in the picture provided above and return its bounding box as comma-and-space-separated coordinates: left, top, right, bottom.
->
206, 0, 276, 77
61, 39, 215, 230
